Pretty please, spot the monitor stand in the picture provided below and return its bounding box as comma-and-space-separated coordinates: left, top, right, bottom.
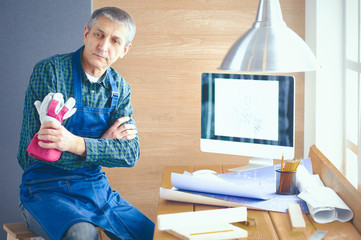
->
228, 157, 274, 172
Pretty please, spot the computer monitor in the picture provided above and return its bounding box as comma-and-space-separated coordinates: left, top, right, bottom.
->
201, 73, 295, 171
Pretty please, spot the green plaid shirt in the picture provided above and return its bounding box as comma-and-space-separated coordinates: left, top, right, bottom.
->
17, 48, 140, 170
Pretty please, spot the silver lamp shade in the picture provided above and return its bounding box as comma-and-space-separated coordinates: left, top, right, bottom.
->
219, 0, 318, 73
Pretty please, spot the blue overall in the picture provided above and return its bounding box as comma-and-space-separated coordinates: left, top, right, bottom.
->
19, 48, 154, 240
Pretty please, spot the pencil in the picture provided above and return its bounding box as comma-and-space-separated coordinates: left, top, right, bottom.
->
278, 159, 300, 193
281, 154, 285, 171
190, 229, 234, 236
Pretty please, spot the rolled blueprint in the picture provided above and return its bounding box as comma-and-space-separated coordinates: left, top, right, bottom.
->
296, 165, 353, 223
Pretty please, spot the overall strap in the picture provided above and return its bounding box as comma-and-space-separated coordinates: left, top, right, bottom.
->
72, 48, 83, 106
107, 70, 119, 109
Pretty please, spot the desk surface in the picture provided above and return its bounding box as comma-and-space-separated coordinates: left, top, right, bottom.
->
153, 164, 361, 240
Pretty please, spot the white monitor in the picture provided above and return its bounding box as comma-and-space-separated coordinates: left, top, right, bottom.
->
201, 73, 295, 171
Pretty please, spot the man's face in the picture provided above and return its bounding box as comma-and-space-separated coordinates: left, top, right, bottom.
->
82, 15, 131, 76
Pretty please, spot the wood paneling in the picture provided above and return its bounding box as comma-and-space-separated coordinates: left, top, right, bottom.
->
93, 0, 306, 222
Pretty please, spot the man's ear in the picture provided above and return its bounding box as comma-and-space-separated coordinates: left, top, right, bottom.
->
83, 25, 89, 43
120, 43, 132, 58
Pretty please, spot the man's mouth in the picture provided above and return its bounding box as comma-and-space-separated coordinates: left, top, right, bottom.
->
93, 53, 108, 60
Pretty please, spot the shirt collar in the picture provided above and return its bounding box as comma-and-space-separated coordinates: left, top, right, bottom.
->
79, 47, 110, 89
81, 70, 109, 89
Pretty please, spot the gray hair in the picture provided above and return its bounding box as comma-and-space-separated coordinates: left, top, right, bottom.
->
87, 7, 136, 46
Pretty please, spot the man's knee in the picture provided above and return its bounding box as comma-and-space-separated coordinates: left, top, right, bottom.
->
62, 222, 98, 240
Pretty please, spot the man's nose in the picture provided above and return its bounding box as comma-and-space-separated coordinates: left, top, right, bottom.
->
98, 38, 109, 52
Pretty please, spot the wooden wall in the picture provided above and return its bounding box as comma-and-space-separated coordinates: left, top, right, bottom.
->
94, 0, 305, 222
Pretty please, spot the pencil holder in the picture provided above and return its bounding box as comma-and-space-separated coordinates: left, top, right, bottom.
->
275, 169, 297, 195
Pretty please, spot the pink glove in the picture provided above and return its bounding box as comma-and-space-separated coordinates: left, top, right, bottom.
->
27, 93, 76, 162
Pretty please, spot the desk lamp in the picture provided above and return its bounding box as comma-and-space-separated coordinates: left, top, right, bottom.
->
219, 0, 318, 73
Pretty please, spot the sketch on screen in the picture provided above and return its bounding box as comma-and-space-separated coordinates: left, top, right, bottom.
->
214, 78, 279, 140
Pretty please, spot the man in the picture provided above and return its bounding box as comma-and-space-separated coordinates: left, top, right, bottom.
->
17, 7, 154, 240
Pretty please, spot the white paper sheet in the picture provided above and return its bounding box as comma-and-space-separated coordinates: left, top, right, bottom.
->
166, 223, 248, 240
158, 207, 248, 240
157, 207, 247, 231
296, 165, 353, 223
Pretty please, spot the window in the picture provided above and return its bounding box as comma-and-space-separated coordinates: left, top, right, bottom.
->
344, 0, 361, 188
305, 0, 361, 190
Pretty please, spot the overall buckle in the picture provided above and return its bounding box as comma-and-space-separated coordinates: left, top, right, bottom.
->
112, 91, 120, 98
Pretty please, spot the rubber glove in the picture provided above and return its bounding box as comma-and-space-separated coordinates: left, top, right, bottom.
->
26, 93, 77, 162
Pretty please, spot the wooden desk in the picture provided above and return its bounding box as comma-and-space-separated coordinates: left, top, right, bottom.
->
153, 146, 361, 239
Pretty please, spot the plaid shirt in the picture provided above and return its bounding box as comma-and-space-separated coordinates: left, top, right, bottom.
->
17, 49, 140, 170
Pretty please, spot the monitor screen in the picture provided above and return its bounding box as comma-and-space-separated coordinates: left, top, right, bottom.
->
201, 73, 295, 165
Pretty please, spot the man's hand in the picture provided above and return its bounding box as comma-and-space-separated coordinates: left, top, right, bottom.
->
27, 93, 77, 161
36, 116, 136, 157
101, 116, 137, 140
37, 121, 86, 156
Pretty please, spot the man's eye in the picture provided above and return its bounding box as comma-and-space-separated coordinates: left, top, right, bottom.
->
94, 33, 102, 38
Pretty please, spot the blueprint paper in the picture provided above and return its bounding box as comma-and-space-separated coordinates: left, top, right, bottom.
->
165, 159, 312, 213
171, 171, 273, 200
179, 189, 309, 213
160, 186, 309, 213
171, 158, 312, 200
159, 187, 245, 208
